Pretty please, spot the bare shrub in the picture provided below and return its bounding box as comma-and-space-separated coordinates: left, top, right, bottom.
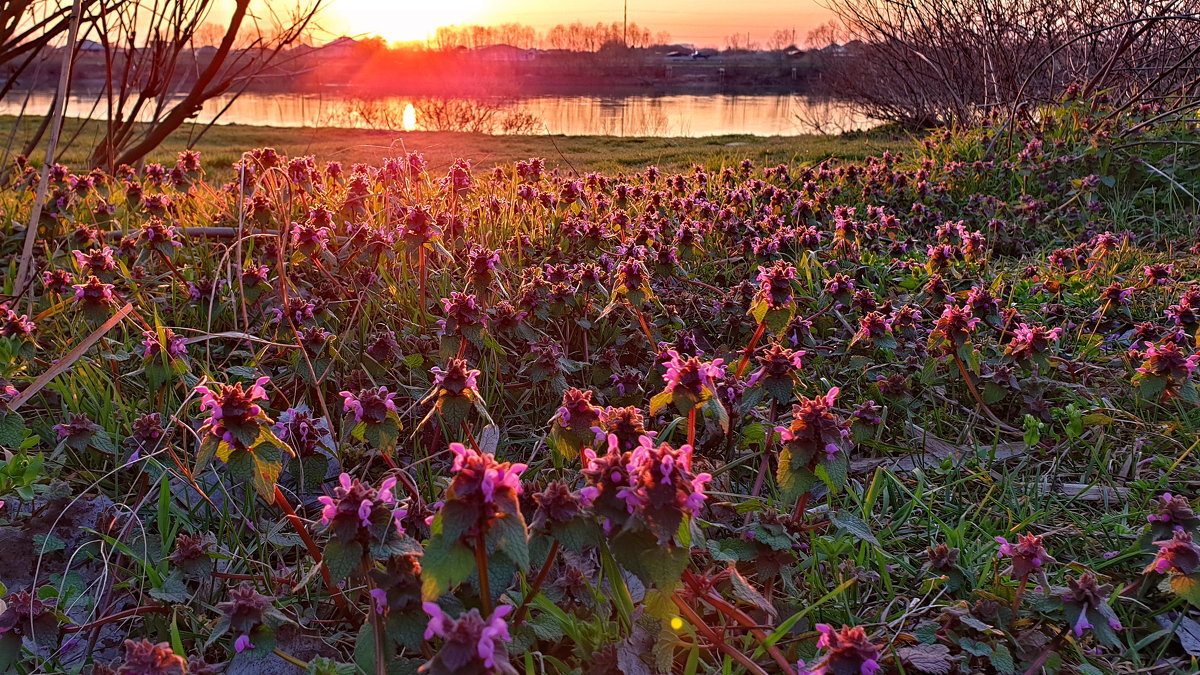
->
817, 0, 1200, 128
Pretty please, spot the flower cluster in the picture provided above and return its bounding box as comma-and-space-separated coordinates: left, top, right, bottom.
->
318, 472, 406, 544
194, 376, 271, 448
422, 604, 516, 675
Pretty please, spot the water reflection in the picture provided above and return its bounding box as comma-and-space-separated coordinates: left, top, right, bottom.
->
0, 91, 874, 137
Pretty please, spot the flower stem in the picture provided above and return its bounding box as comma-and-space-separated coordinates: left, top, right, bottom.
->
671, 594, 770, 675
791, 491, 810, 521
273, 486, 354, 621
513, 540, 560, 627
735, 320, 767, 378
633, 306, 656, 345
687, 406, 697, 448
746, 399, 778, 524
461, 421, 482, 454
475, 532, 492, 615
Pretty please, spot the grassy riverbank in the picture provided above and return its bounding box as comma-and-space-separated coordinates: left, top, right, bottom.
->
0, 115, 912, 174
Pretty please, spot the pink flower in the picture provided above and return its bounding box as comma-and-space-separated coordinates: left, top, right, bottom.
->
234, 634, 254, 652
339, 387, 398, 424
448, 442, 526, 504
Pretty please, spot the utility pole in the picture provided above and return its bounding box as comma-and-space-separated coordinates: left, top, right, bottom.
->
623, 0, 628, 47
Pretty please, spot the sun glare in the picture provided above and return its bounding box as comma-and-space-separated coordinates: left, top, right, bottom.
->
330, 0, 488, 43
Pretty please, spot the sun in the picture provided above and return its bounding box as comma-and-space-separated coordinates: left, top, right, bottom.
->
328, 0, 488, 43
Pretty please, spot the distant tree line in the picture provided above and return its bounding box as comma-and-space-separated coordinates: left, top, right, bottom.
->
429, 21, 670, 52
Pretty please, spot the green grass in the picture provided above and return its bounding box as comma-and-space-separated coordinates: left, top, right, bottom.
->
1, 101, 1199, 674
0, 115, 914, 175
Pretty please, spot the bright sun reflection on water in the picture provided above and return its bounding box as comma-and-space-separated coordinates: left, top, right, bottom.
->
402, 103, 417, 131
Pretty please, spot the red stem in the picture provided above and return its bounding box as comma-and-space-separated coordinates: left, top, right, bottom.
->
735, 320, 767, 378
273, 486, 354, 620
512, 540, 560, 626
687, 406, 697, 448
671, 594, 770, 675
63, 606, 169, 633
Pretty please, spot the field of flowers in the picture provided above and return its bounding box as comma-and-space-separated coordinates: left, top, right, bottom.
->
0, 99, 1198, 675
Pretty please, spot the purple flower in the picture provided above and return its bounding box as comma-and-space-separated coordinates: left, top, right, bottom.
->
317, 473, 405, 543
422, 603, 514, 671
803, 624, 881, 675
234, 634, 254, 653
661, 350, 725, 399
339, 387, 398, 424
449, 442, 526, 505
995, 532, 1054, 579
142, 328, 188, 360
194, 377, 271, 448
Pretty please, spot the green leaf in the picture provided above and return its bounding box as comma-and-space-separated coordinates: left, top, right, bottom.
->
32, 533, 66, 554
0, 412, 26, 448
957, 637, 992, 657
353, 621, 378, 675
648, 390, 674, 415
323, 540, 363, 583
989, 643, 1014, 674
385, 610, 428, 651
420, 539, 475, 600
305, 657, 358, 675
828, 510, 879, 546
707, 538, 758, 562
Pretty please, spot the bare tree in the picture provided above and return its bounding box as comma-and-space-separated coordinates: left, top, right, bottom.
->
81, 0, 323, 170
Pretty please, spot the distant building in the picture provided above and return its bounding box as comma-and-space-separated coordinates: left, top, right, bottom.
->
473, 44, 537, 62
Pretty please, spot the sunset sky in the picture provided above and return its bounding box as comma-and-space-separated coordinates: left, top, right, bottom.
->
320, 0, 832, 47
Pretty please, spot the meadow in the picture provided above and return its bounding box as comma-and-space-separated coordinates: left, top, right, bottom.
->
0, 99, 1199, 675
0, 116, 911, 176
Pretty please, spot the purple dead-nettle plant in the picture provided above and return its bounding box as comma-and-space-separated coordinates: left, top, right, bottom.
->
423, 442, 529, 603
290, 220, 331, 257
1145, 529, 1200, 576
73, 246, 118, 279
798, 624, 882, 675
339, 386, 402, 454
996, 532, 1055, 608
213, 583, 289, 656
1005, 323, 1061, 366
1057, 573, 1123, 645
72, 275, 118, 321
1132, 340, 1199, 401
317, 472, 412, 583
138, 217, 182, 256
53, 413, 115, 454
776, 388, 853, 503
616, 435, 712, 546
141, 328, 187, 361
746, 342, 805, 404
581, 434, 636, 535
439, 292, 487, 346
1143, 263, 1175, 287
592, 406, 654, 453
1145, 493, 1200, 542
650, 350, 728, 443
421, 604, 517, 675
422, 358, 486, 429
548, 388, 603, 460
193, 377, 291, 499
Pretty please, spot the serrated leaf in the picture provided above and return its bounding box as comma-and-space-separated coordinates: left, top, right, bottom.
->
323, 539, 363, 583
828, 510, 879, 546
898, 644, 952, 674
989, 644, 1014, 674
0, 412, 27, 448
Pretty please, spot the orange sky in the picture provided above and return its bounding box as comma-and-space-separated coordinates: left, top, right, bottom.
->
321, 0, 833, 47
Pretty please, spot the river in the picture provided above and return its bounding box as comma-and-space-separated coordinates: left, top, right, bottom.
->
0, 91, 873, 137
